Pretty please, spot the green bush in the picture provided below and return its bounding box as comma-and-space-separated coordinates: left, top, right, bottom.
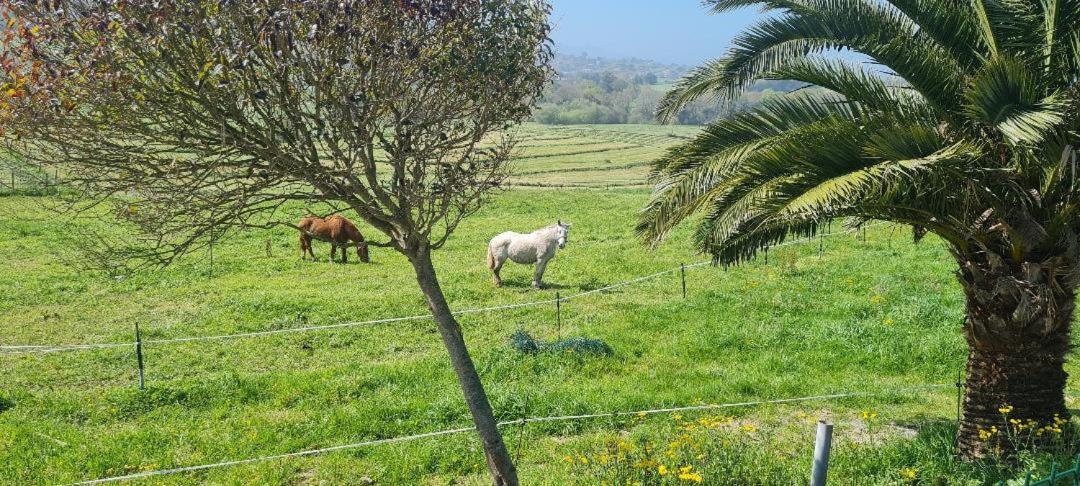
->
509, 330, 612, 356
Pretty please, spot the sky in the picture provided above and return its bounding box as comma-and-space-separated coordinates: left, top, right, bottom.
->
548, 1, 759, 66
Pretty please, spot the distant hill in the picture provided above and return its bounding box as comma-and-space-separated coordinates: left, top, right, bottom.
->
534, 52, 804, 126
552, 53, 689, 84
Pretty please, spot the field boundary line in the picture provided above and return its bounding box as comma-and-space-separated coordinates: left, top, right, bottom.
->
69, 381, 946, 485
3, 222, 887, 354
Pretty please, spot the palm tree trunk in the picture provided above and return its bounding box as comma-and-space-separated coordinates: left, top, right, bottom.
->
955, 253, 1075, 458
409, 243, 519, 486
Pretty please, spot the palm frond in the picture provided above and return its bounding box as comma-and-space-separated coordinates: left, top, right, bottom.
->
963, 55, 1066, 145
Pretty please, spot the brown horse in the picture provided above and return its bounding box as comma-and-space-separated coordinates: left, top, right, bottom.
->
298, 215, 370, 263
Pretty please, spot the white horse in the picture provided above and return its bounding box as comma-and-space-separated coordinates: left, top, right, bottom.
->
487, 221, 570, 289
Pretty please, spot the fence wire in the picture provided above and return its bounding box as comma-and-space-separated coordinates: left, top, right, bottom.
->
70, 382, 946, 485
3, 222, 889, 355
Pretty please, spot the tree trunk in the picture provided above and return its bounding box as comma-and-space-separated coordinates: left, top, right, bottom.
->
409, 243, 519, 486
955, 252, 1075, 459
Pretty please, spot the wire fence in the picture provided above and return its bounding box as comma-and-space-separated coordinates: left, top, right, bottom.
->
1, 221, 888, 355
69, 382, 949, 485
1, 219, 932, 484
0, 167, 60, 196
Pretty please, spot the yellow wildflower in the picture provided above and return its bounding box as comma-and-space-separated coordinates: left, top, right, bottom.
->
741, 423, 757, 433
563, 455, 574, 464
678, 472, 704, 483
899, 467, 918, 481
998, 405, 1014, 414
658, 465, 668, 476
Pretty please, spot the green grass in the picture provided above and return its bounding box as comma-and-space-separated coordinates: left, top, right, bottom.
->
1, 130, 1078, 484
505, 124, 699, 186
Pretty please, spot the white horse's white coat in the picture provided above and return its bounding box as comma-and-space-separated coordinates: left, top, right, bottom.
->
487, 221, 570, 288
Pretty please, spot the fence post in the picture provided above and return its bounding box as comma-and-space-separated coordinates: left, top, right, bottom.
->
810, 420, 833, 486
208, 223, 215, 277
515, 394, 530, 464
680, 263, 687, 299
819, 233, 824, 256
556, 292, 562, 338
764, 245, 769, 265
10, 170, 14, 193
135, 323, 146, 391
265, 238, 273, 258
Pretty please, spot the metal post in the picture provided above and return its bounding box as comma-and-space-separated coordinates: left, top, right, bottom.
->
135, 323, 145, 391
555, 292, 561, 338
208, 223, 215, 277
810, 420, 833, 486
680, 263, 687, 299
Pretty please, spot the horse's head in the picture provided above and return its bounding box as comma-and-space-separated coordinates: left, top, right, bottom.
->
555, 220, 570, 249
357, 241, 370, 263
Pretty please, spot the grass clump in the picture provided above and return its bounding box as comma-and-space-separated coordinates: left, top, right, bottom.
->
0, 395, 13, 414
510, 330, 612, 356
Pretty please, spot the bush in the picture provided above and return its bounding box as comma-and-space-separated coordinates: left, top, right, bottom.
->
509, 330, 612, 356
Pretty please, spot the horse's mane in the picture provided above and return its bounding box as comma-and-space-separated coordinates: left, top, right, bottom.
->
533, 223, 566, 238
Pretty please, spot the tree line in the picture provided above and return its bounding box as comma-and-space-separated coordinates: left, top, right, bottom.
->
532, 53, 802, 125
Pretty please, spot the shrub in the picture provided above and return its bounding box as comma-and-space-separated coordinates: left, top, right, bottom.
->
509, 330, 612, 356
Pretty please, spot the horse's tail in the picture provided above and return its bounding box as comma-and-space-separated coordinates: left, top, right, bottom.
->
486, 242, 496, 270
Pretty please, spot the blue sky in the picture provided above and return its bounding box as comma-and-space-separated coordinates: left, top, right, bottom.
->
549, 1, 759, 66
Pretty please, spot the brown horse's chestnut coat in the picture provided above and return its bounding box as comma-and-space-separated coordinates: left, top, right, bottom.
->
298, 215, 370, 263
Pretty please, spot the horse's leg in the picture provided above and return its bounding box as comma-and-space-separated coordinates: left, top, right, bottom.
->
329, 244, 336, 264
342, 242, 348, 264
532, 258, 549, 289
492, 254, 505, 287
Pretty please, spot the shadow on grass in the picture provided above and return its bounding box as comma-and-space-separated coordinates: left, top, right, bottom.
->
497, 279, 574, 290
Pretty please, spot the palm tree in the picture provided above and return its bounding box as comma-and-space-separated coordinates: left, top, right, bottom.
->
640, 0, 1080, 458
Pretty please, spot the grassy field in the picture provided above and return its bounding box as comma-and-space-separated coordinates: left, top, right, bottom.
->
504, 124, 700, 187
0, 125, 1077, 485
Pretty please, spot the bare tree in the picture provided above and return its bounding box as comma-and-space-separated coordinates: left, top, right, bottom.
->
1, 1, 553, 484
